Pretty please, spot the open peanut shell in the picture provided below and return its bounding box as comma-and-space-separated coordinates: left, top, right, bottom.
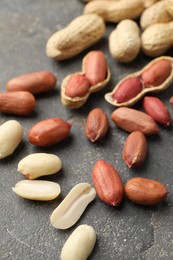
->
105, 56, 173, 107
61, 55, 111, 109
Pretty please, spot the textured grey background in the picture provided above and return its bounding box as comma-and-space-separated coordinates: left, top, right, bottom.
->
0, 0, 173, 259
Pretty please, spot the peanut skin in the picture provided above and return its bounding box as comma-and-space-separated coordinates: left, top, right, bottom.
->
84, 51, 107, 85
28, 118, 72, 146
143, 96, 171, 127
141, 59, 172, 87
65, 74, 91, 98
111, 107, 159, 136
0, 91, 35, 115
125, 177, 169, 205
109, 19, 141, 63
92, 160, 124, 206
112, 77, 142, 103
85, 108, 109, 142
6, 71, 57, 94
123, 131, 147, 168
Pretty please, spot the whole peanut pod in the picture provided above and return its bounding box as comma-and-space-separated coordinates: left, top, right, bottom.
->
82, 0, 159, 5
140, 1, 172, 30
46, 14, 105, 60
105, 56, 173, 107
109, 19, 141, 63
165, 0, 173, 17
84, 0, 145, 23
141, 21, 173, 57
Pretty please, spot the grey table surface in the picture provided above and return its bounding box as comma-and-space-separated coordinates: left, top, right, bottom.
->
0, 1, 173, 260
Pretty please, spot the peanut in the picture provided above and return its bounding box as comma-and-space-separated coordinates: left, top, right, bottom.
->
85, 108, 109, 142
46, 14, 105, 60
144, 0, 161, 7
140, 1, 172, 30
111, 107, 159, 136
6, 71, 57, 94
141, 59, 172, 87
60, 225, 96, 260
0, 91, 35, 115
165, 0, 173, 17
50, 183, 96, 229
141, 21, 173, 57
12, 180, 61, 201
65, 74, 91, 98
92, 160, 124, 206
105, 56, 173, 107
125, 177, 169, 205
109, 19, 141, 63
28, 118, 72, 146
61, 51, 111, 108
18, 153, 62, 179
112, 77, 142, 103
170, 96, 173, 104
143, 96, 171, 127
81, 0, 119, 2
122, 131, 147, 168
83, 0, 145, 23
0, 120, 23, 159
83, 50, 107, 85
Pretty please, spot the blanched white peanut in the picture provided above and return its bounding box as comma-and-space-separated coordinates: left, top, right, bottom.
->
18, 153, 62, 179
60, 224, 96, 260
0, 120, 23, 159
12, 180, 61, 201
109, 19, 141, 63
50, 183, 96, 229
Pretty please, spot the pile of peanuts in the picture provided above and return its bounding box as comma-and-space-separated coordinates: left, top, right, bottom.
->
1, 0, 173, 259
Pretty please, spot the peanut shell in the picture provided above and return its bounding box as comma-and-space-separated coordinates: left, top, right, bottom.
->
61, 51, 110, 108
46, 14, 105, 60
105, 56, 173, 107
141, 21, 173, 57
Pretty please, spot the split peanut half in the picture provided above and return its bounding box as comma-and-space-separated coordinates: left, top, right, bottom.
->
50, 182, 96, 229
